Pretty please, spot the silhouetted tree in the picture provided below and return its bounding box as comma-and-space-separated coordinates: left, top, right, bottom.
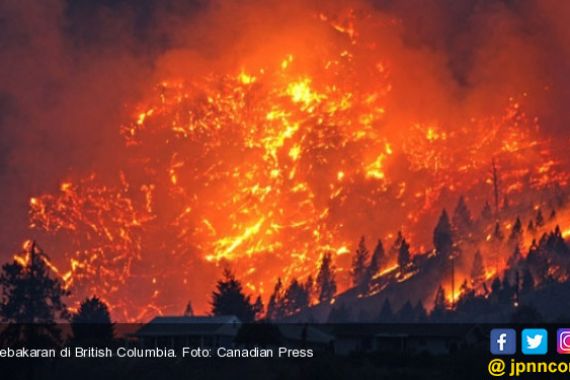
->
536, 208, 545, 227
282, 278, 309, 315
71, 297, 114, 343
508, 217, 523, 245
414, 301, 428, 322
493, 222, 504, 241
0, 242, 68, 346
459, 279, 470, 295
490, 277, 502, 297
266, 278, 283, 320
253, 296, 264, 320
499, 277, 515, 304
389, 231, 404, 259
378, 299, 394, 323
470, 250, 486, 284
316, 253, 336, 303
211, 269, 255, 322
304, 275, 314, 305
521, 269, 534, 293
398, 239, 411, 272
526, 239, 548, 285
550, 208, 557, 221
546, 226, 569, 256
367, 239, 385, 280
481, 200, 493, 220
431, 286, 448, 321
0, 242, 69, 323
433, 210, 453, 256
527, 220, 536, 235
184, 301, 194, 316
351, 236, 369, 287
507, 246, 522, 270
396, 301, 415, 323
513, 270, 521, 306
452, 196, 472, 235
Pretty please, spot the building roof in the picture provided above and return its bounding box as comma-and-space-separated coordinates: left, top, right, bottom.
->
135, 315, 241, 337
278, 325, 335, 344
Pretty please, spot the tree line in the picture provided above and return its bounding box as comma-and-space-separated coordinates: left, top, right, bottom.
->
0, 195, 566, 329
0, 242, 114, 346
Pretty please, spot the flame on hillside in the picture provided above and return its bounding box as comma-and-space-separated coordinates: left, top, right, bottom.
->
21, 8, 570, 320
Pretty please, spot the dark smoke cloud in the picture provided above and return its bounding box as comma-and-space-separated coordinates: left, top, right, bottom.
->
0, 0, 174, 255
374, 0, 570, 135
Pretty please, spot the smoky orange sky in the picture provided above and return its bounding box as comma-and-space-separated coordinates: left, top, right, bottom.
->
1, 0, 570, 320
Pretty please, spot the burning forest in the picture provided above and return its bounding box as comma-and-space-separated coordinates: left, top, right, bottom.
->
1, 0, 570, 322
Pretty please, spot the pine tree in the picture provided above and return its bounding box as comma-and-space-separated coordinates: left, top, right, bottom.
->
536, 208, 545, 227
493, 222, 504, 241
0, 242, 69, 324
378, 299, 394, 323
545, 225, 568, 255
481, 200, 493, 220
71, 297, 114, 343
509, 217, 523, 244
499, 276, 514, 304
266, 278, 284, 320
351, 236, 369, 287
527, 220, 536, 235
514, 271, 520, 305
283, 278, 309, 315
470, 250, 486, 283
397, 301, 415, 323
433, 286, 447, 310
0, 242, 69, 346
431, 286, 448, 321
253, 296, 264, 320
367, 239, 385, 279
521, 269, 534, 293
398, 239, 411, 272
452, 196, 472, 234
526, 239, 548, 285
304, 275, 314, 305
184, 301, 194, 316
389, 231, 404, 259
316, 253, 337, 303
549, 209, 557, 221
459, 280, 471, 297
414, 301, 428, 322
491, 277, 502, 295
433, 209, 453, 256
507, 246, 522, 269
211, 269, 255, 322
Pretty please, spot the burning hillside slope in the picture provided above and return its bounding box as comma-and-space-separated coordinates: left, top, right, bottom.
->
8, 4, 570, 320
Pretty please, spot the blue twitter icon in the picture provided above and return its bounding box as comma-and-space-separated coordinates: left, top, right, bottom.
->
522, 329, 548, 355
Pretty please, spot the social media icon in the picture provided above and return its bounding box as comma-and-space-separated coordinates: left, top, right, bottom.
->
557, 329, 570, 354
491, 329, 516, 355
522, 329, 548, 355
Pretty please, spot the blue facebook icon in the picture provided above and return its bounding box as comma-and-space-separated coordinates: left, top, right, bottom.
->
491, 329, 516, 355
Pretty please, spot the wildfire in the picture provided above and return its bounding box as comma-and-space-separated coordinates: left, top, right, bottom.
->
24, 9, 570, 320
